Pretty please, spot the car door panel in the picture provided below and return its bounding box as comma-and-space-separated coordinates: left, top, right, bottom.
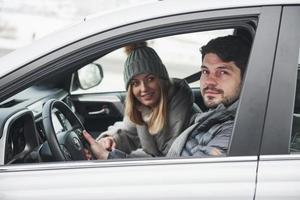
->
255, 6, 300, 200
0, 157, 258, 200
71, 93, 125, 138
255, 155, 300, 200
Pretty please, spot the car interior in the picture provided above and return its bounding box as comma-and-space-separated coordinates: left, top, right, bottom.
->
290, 65, 300, 153
0, 24, 263, 165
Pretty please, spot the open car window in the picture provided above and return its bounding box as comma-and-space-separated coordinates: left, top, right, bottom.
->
0, 4, 271, 166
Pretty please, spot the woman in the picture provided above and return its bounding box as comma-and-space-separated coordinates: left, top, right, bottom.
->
84, 43, 196, 159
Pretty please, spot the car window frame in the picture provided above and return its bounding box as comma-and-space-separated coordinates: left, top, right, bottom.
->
228, 6, 283, 156
260, 6, 300, 155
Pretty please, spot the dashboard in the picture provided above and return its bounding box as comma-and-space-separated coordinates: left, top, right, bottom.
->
6, 117, 26, 163
4, 110, 38, 164
0, 85, 71, 165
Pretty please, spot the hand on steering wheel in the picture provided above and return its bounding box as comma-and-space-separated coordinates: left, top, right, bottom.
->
42, 99, 90, 161
83, 130, 110, 160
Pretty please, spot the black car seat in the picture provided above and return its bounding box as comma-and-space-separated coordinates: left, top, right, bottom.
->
291, 65, 300, 152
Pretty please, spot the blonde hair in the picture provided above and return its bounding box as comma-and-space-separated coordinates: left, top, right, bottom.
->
125, 79, 170, 135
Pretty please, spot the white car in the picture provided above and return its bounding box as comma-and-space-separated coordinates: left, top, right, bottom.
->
0, 0, 300, 199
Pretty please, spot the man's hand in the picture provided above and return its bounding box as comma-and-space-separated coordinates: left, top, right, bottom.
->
83, 130, 109, 160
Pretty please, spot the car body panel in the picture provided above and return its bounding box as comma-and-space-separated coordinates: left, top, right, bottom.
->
0, 156, 257, 200
255, 155, 300, 200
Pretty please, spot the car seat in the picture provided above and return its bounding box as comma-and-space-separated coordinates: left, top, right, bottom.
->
291, 65, 300, 152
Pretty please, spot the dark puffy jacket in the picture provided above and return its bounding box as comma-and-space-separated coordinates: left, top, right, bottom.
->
167, 101, 238, 157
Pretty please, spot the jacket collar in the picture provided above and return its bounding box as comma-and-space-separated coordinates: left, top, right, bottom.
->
194, 100, 239, 125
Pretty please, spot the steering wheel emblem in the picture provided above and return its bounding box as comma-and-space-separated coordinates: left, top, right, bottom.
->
72, 137, 82, 151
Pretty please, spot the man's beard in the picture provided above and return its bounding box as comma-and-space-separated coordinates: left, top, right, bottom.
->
202, 85, 241, 108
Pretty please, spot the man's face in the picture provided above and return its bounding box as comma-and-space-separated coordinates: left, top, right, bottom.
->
200, 53, 242, 108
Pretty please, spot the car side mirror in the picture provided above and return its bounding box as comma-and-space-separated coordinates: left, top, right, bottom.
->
77, 63, 103, 90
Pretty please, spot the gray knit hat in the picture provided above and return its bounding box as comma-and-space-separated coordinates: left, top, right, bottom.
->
123, 46, 169, 89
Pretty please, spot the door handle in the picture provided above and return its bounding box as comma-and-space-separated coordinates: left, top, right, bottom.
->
88, 107, 110, 115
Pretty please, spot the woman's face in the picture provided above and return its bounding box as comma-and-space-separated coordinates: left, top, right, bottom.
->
130, 74, 161, 108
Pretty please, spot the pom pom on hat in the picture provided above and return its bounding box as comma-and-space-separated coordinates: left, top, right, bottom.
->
123, 43, 169, 89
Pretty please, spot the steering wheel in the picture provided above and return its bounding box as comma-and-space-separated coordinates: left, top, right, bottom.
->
42, 99, 88, 161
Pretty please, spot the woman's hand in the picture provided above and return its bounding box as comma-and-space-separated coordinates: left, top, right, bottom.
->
97, 136, 116, 151
83, 130, 109, 160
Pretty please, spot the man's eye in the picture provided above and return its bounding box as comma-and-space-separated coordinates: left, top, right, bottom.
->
202, 70, 208, 75
220, 71, 229, 75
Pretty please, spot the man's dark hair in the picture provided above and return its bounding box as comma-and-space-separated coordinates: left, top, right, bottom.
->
200, 35, 251, 77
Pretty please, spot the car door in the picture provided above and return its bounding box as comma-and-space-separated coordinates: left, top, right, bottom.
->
255, 6, 300, 200
0, 4, 282, 200
71, 91, 125, 137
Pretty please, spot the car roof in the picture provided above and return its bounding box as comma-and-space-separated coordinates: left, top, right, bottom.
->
0, 0, 299, 78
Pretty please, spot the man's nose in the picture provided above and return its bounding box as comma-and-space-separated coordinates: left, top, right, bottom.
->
204, 74, 218, 86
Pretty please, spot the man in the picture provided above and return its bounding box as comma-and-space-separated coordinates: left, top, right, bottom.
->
167, 35, 250, 157
84, 35, 251, 158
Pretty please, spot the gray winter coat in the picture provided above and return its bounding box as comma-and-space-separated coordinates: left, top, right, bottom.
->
99, 78, 195, 157
167, 101, 238, 157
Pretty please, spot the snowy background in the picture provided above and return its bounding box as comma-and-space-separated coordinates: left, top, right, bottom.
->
0, 0, 150, 56
0, 0, 232, 92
